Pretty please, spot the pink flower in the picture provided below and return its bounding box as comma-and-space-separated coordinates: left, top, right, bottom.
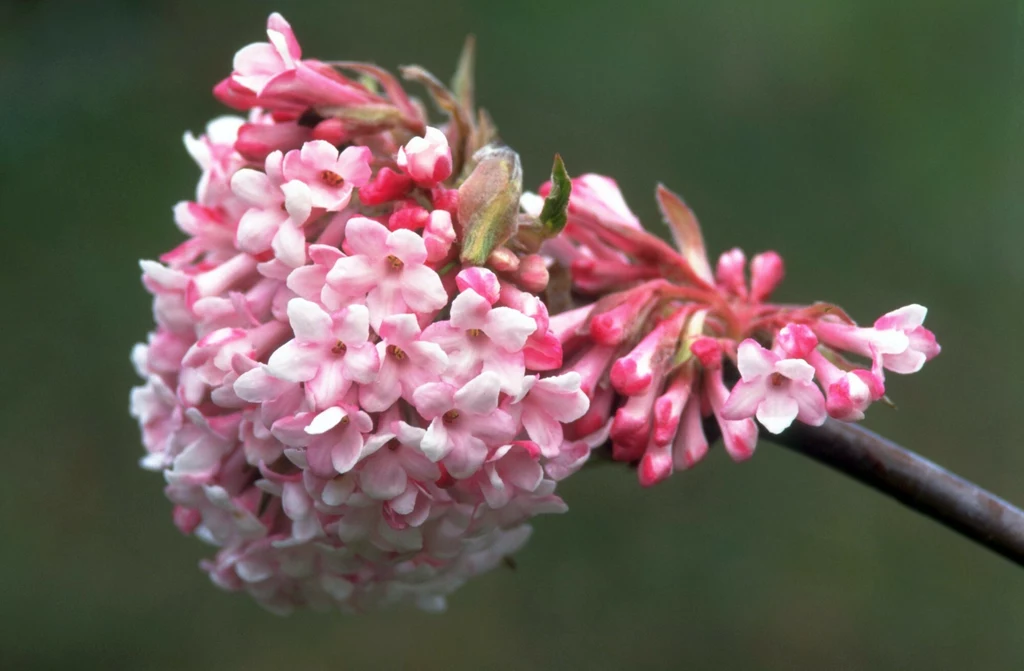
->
231, 150, 313, 267
749, 251, 784, 302
466, 442, 546, 509
230, 12, 301, 96
267, 299, 379, 409
715, 248, 748, 299
511, 373, 590, 457
422, 270, 537, 395
814, 304, 940, 377
870, 305, 941, 374
273, 406, 377, 478
282, 141, 372, 211
324, 217, 448, 327
722, 339, 827, 434
360, 314, 449, 412
397, 127, 452, 186
412, 373, 518, 478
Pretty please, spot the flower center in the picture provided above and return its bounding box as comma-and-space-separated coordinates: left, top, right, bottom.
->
389, 345, 406, 360
386, 254, 404, 270
467, 328, 482, 337
320, 170, 344, 187
442, 409, 460, 424
331, 340, 347, 355
769, 372, 786, 387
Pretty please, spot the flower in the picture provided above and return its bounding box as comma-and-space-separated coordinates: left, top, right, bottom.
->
537, 172, 939, 483
324, 217, 448, 328
131, 12, 590, 614
397, 127, 453, 187
282, 141, 372, 211
721, 340, 827, 434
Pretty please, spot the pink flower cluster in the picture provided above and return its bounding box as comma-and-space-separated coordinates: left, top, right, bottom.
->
131, 13, 591, 613
133, 11, 943, 612
531, 175, 940, 486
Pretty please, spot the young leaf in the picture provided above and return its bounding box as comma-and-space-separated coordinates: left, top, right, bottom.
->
656, 184, 714, 285
538, 154, 572, 236
451, 35, 476, 115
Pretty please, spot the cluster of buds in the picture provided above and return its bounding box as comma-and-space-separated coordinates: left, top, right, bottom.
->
529, 175, 940, 486
131, 13, 595, 613
132, 12, 941, 612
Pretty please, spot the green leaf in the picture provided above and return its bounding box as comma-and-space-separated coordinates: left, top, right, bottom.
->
538, 154, 571, 236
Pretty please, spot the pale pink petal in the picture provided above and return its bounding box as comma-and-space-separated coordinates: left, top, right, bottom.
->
523, 410, 564, 454
720, 378, 765, 420
286, 298, 331, 342
305, 406, 344, 435
344, 217, 389, 257
449, 291, 491, 330
454, 372, 502, 415
236, 208, 285, 253
267, 340, 320, 382
272, 219, 307, 267
411, 382, 454, 418
378, 313, 420, 344
386, 229, 428, 265
342, 343, 380, 383
791, 380, 827, 426
420, 418, 450, 461
775, 358, 815, 383
756, 390, 799, 434
737, 339, 775, 379
360, 353, 401, 412
875, 304, 927, 330
483, 307, 537, 352
299, 139, 340, 167
281, 180, 312, 223
400, 265, 448, 313
337, 146, 372, 185
331, 428, 363, 474
333, 304, 370, 344
307, 358, 352, 408
230, 168, 277, 207
360, 454, 407, 500
444, 434, 487, 478
325, 255, 378, 298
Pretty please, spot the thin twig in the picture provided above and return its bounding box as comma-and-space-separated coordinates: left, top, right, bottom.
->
771, 419, 1024, 567
592, 419, 1024, 567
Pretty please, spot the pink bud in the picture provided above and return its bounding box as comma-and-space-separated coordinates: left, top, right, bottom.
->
311, 118, 348, 145
516, 254, 549, 293
639, 440, 673, 487
358, 167, 413, 205
715, 247, 748, 299
690, 337, 722, 370
455, 267, 501, 304
423, 209, 456, 263
397, 127, 453, 186
750, 251, 784, 302
775, 323, 817, 359
388, 204, 430, 231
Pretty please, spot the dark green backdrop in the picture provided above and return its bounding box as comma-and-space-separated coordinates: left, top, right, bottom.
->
2, 1, 1022, 668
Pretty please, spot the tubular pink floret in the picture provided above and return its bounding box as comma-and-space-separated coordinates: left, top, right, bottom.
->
540, 162, 939, 482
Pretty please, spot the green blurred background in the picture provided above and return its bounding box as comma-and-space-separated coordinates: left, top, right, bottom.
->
2, 0, 1022, 668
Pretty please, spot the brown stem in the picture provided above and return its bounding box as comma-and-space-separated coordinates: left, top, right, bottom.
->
770, 419, 1024, 567
592, 418, 1024, 566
